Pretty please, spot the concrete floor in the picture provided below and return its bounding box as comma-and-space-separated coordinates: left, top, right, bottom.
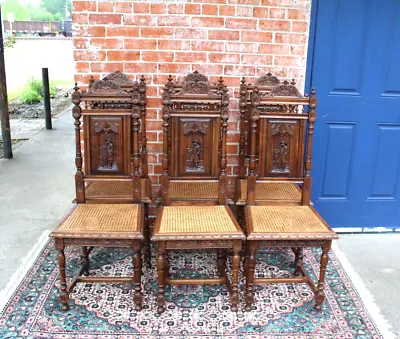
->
0, 110, 399, 338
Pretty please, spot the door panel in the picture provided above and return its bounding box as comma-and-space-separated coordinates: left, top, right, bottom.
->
311, 0, 400, 228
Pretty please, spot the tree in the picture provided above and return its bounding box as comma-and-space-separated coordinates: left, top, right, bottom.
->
2, 0, 30, 21
42, 0, 71, 16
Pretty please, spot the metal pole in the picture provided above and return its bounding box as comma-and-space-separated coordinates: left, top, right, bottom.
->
42, 68, 52, 130
0, 6, 13, 159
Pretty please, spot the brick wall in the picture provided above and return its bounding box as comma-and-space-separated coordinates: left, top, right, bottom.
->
72, 0, 312, 187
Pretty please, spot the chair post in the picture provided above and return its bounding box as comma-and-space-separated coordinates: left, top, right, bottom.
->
132, 100, 141, 203
139, 75, 148, 178
161, 82, 171, 205
239, 77, 248, 178
302, 88, 317, 205
247, 86, 260, 205
218, 78, 229, 205
72, 83, 85, 203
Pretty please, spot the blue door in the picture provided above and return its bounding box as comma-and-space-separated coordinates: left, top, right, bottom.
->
310, 0, 400, 229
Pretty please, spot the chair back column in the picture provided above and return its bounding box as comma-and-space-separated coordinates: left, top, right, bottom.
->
218, 79, 229, 205
239, 78, 248, 178
72, 83, 85, 203
302, 88, 317, 205
161, 82, 171, 205
132, 83, 141, 202
139, 75, 148, 178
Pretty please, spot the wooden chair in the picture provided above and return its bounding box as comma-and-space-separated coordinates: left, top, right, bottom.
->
152, 71, 245, 314
237, 73, 302, 206
49, 79, 146, 312
243, 82, 338, 311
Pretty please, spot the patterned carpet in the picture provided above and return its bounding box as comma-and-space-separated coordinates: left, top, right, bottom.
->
0, 240, 384, 338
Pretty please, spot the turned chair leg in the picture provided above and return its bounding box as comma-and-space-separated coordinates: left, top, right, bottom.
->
156, 242, 167, 314
81, 247, 90, 276
56, 243, 69, 312
230, 240, 241, 312
294, 247, 303, 277
315, 241, 331, 310
245, 241, 257, 312
143, 203, 151, 269
217, 249, 227, 277
132, 242, 143, 311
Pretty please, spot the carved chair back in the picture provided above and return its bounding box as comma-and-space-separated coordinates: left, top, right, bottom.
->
160, 71, 229, 205
239, 73, 282, 177
71, 73, 147, 203
246, 81, 317, 206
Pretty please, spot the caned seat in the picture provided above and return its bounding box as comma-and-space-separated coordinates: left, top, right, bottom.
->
237, 180, 301, 205
246, 206, 336, 240
169, 181, 219, 201
85, 178, 152, 203
51, 204, 143, 239
153, 206, 244, 240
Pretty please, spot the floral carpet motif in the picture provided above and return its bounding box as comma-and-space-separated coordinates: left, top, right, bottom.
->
0, 240, 383, 338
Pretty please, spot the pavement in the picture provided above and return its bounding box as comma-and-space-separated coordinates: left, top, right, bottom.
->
0, 110, 399, 337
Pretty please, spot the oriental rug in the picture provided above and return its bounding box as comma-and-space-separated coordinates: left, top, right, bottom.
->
0, 239, 391, 338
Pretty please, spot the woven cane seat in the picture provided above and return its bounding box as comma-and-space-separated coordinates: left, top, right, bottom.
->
85, 178, 152, 203
246, 206, 336, 240
152, 206, 245, 241
51, 204, 143, 239
238, 180, 301, 203
169, 181, 219, 200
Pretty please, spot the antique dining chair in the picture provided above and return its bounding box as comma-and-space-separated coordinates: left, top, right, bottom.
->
243, 82, 338, 311
236, 73, 302, 207
49, 79, 146, 312
151, 71, 245, 314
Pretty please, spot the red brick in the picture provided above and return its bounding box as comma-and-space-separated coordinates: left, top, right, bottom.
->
288, 9, 308, 20
209, 30, 239, 40
125, 39, 156, 50
75, 74, 97, 85
72, 13, 88, 24
192, 17, 224, 28
260, 19, 290, 31
191, 41, 224, 52
79, 26, 105, 37
173, 28, 207, 40
158, 40, 190, 50
226, 18, 256, 29
133, 3, 149, 13
193, 64, 223, 75
227, 144, 238, 154
241, 54, 273, 65
256, 66, 288, 78
141, 27, 173, 38
253, 7, 268, 18
97, 1, 113, 12
241, 31, 272, 42
90, 62, 122, 73
147, 97, 163, 107
275, 56, 303, 67
75, 62, 90, 73
108, 50, 140, 61
123, 15, 156, 26
219, 5, 235, 16
73, 38, 89, 49
292, 21, 308, 33
115, 2, 132, 13
185, 4, 201, 14
259, 43, 290, 54
147, 120, 163, 130
168, 4, 184, 14
107, 26, 139, 37
147, 143, 163, 154
236, 6, 253, 17
90, 38, 123, 49
73, 1, 96, 12
269, 8, 286, 19
202, 4, 218, 15
275, 33, 307, 44
290, 45, 306, 55
227, 132, 240, 142
210, 76, 240, 86
74, 50, 106, 61
150, 3, 167, 14
158, 16, 190, 27
225, 42, 257, 53
227, 0, 259, 4
159, 63, 191, 74
89, 14, 121, 24
124, 63, 158, 74
175, 52, 207, 63
224, 65, 255, 76
142, 51, 174, 62
209, 53, 240, 64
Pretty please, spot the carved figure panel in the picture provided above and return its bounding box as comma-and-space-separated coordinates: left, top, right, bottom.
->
255, 72, 281, 87
89, 117, 124, 175
269, 80, 303, 98
177, 71, 215, 96
103, 71, 134, 87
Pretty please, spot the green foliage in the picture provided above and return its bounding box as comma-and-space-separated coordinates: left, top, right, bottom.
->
28, 7, 55, 21
2, 0, 31, 21
4, 35, 16, 48
21, 88, 41, 105
42, 0, 71, 15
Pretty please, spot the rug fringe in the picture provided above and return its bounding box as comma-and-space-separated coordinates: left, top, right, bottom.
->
332, 243, 396, 339
0, 230, 50, 313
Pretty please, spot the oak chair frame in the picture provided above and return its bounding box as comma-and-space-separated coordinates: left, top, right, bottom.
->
243, 82, 338, 311
152, 71, 245, 314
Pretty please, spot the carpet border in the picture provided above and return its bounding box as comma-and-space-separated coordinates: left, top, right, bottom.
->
332, 242, 395, 339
